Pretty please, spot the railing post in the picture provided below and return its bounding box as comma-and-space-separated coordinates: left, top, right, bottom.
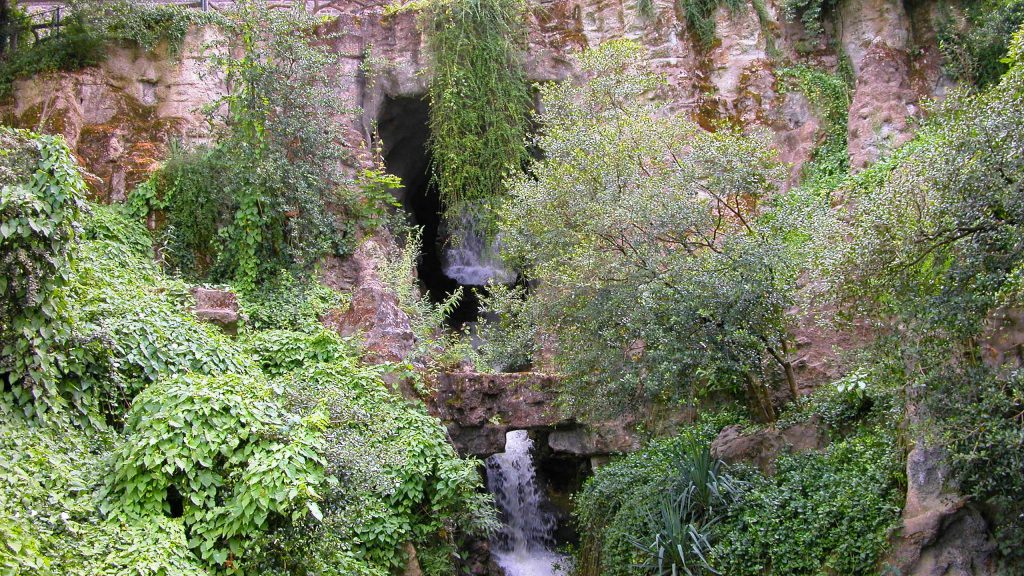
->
201, 0, 209, 11
53, 7, 61, 37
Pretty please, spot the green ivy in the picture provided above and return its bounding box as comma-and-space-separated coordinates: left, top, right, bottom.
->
423, 0, 531, 217
236, 269, 348, 334
101, 372, 330, 572
0, 127, 85, 418
777, 65, 851, 195
713, 428, 903, 575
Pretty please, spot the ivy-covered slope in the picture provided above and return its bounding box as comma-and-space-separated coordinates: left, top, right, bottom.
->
0, 126, 494, 576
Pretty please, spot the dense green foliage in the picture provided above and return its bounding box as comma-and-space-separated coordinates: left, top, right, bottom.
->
423, 0, 531, 217
776, 65, 851, 194
938, 0, 1024, 88
129, 1, 372, 289
490, 41, 799, 421
811, 28, 1024, 568
577, 375, 904, 576
1, 127, 86, 417
573, 412, 742, 576
0, 0, 220, 98
0, 129, 494, 575
781, 0, 837, 37
676, 0, 746, 49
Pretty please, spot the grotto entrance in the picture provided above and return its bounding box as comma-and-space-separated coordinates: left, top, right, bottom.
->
377, 95, 514, 329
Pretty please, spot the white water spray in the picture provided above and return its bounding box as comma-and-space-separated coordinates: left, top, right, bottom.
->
442, 213, 515, 286
485, 430, 570, 576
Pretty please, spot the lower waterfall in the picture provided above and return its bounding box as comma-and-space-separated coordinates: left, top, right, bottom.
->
485, 430, 570, 576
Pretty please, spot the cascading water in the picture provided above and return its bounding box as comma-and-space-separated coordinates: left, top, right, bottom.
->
443, 212, 516, 286
485, 430, 570, 576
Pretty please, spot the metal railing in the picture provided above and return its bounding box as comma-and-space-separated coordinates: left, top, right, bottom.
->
1, 0, 213, 53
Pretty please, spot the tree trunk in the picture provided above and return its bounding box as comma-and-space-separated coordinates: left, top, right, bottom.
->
745, 372, 776, 423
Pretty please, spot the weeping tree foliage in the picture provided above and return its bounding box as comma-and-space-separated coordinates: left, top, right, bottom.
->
491, 40, 800, 422
423, 0, 531, 218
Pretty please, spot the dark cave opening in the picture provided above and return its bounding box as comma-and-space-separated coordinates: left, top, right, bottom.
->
376, 95, 481, 328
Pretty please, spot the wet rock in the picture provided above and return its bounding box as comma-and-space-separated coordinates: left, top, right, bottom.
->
546, 425, 638, 455
190, 287, 239, 335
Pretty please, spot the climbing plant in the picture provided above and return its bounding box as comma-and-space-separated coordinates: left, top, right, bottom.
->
0, 127, 85, 417
130, 0, 371, 289
422, 0, 531, 218
776, 65, 851, 195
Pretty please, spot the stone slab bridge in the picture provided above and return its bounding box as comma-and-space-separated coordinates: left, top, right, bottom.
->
424, 371, 639, 461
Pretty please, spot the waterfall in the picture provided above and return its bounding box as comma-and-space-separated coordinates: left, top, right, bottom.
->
442, 212, 516, 286
485, 430, 570, 576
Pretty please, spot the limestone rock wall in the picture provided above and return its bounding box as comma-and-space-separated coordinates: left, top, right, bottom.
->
1, 28, 224, 201
2, 0, 957, 198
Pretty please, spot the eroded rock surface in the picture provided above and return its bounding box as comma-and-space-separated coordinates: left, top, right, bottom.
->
710, 416, 829, 473
427, 371, 638, 458
190, 286, 239, 335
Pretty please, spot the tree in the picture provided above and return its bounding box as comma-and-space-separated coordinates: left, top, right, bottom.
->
818, 25, 1024, 567
490, 40, 798, 421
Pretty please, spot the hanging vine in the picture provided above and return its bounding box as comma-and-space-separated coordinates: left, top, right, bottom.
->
422, 0, 531, 218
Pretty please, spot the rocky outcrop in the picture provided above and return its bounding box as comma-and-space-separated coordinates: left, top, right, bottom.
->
839, 0, 919, 170
320, 233, 415, 363
190, 286, 239, 335
710, 416, 829, 473
427, 371, 638, 457
1, 28, 224, 201
886, 444, 997, 576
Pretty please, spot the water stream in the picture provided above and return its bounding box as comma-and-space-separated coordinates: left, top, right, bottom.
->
485, 430, 570, 576
442, 212, 515, 286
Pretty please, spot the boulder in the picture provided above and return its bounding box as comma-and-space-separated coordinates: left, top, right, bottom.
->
710, 417, 828, 473
190, 287, 239, 335
886, 444, 997, 575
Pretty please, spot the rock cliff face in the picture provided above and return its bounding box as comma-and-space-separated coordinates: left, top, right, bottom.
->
4, 0, 954, 198
1, 28, 223, 201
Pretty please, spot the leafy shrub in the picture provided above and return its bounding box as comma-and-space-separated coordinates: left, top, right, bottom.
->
102, 372, 329, 571
782, 0, 838, 37
236, 269, 347, 333
937, 0, 1024, 88
253, 361, 498, 575
129, 1, 385, 288
0, 127, 85, 417
927, 366, 1024, 565
712, 428, 903, 575
574, 412, 743, 576
496, 41, 795, 421
243, 329, 359, 377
